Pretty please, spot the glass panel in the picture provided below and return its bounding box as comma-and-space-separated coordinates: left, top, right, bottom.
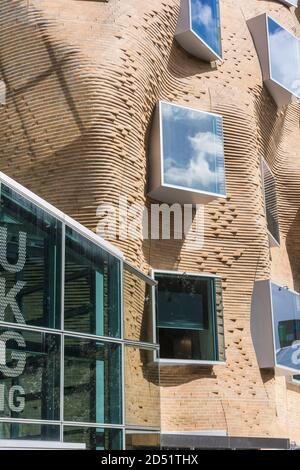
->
155, 273, 223, 361
190, 0, 222, 57
124, 346, 160, 428
156, 273, 212, 330
0, 422, 60, 441
124, 265, 154, 343
126, 431, 160, 450
63, 426, 122, 450
64, 336, 122, 424
268, 16, 300, 98
161, 102, 225, 196
0, 184, 62, 329
215, 278, 225, 362
272, 283, 300, 371
64, 227, 121, 338
0, 327, 60, 420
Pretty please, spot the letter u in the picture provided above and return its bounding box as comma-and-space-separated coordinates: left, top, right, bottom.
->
0, 226, 26, 273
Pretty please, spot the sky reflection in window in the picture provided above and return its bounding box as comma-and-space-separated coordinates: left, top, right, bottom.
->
161, 102, 225, 196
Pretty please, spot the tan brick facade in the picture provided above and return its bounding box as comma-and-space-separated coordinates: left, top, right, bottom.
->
1, 0, 300, 444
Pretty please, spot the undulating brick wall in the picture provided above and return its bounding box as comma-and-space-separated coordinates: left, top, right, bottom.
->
1, 0, 300, 442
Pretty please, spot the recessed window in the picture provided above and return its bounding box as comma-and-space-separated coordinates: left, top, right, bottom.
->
248, 14, 300, 107
175, 0, 222, 61
148, 101, 226, 205
154, 272, 225, 363
262, 159, 280, 246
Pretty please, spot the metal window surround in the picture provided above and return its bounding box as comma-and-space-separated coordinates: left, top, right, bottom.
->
247, 13, 300, 108
278, 0, 298, 7
251, 280, 300, 375
175, 0, 222, 62
148, 101, 226, 205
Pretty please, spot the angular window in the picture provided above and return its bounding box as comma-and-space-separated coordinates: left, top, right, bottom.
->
175, 0, 222, 61
124, 346, 160, 429
148, 101, 226, 205
262, 159, 280, 246
252, 280, 300, 374
248, 14, 300, 107
64, 336, 122, 424
0, 184, 62, 329
154, 272, 225, 363
64, 226, 121, 338
0, 326, 60, 421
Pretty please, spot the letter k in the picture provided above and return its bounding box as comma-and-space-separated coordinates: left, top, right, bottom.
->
0, 278, 26, 324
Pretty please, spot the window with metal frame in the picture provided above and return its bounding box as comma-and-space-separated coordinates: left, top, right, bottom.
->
154, 271, 225, 363
148, 101, 226, 205
262, 159, 280, 246
248, 13, 300, 107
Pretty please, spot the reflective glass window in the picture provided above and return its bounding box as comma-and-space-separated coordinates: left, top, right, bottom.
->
64, 336, 122, 424
0, 327, 60, 420
155, 272, 224, 361
160, 102, 225, 196
278, 1, 298, 7
126, 431, 160, 450
0, 422, 60, 441
0, 184, 62, 329
64, 227, 121, 337
191, 0, 222, 58
124, 346, 160, 428
268, 16, 300, 98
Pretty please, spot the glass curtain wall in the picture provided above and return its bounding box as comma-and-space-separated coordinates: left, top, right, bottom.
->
0, 179, 160, 449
